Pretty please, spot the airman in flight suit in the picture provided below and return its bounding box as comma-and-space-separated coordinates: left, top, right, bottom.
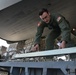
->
33, 8, 72, 51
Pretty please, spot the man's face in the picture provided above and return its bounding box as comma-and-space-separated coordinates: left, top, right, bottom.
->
39, 12, 51, 23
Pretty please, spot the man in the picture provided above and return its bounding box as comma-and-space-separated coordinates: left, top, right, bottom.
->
33, 8, 71, 51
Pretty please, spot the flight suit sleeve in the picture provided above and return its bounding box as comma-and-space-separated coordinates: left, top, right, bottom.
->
56, 14, 71, 42
34, 22, 45, 45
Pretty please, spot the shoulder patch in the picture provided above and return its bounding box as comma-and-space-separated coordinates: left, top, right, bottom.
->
57, 16, 61, 22
38, 22, 41, 26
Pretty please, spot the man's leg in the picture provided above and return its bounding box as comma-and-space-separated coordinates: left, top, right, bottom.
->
45, 29, 61, 50
45, 29, 61, 60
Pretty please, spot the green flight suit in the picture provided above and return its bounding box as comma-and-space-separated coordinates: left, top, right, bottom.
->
34, 13, 71, 50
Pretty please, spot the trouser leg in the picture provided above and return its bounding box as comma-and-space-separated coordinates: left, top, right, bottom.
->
66, 40, 75, 48
45, 29, 61, 50
45, 29, 60, 60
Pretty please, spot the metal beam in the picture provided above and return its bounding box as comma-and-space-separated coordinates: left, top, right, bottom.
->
13, 47, 76, 59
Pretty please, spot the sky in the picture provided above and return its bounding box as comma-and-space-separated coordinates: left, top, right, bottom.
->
0, 39, 9, 47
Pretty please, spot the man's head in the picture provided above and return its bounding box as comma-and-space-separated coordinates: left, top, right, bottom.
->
39, 8, 51, 23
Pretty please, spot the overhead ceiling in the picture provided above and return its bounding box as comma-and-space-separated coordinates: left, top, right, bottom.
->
0, 0, 76, 42
0, 0, 21, 10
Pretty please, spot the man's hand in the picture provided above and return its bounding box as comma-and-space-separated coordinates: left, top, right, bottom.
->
59, 41, 66, 49
31, 44, 39, 52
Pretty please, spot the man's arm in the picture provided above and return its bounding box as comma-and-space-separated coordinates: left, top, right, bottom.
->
56, 14, 71, 48
32, 22, 45, 51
